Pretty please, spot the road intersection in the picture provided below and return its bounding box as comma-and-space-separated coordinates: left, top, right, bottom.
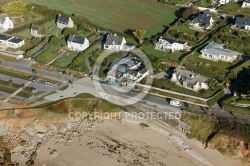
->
1, 57, 250, 121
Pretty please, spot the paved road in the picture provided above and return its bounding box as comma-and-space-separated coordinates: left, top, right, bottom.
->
1, 58, 250, 121
0, 58, 77, 82
0, 73, 56, 92
44, 77, 250, 121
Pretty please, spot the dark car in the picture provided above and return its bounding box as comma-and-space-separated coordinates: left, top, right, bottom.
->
28, 76, 38, 82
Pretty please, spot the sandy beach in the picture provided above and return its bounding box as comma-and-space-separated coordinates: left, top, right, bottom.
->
34, 120, 201, 166
0, 108, 245, 166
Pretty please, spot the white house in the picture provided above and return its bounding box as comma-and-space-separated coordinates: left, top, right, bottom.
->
171, 66, 210, 91
242, 0, 250, 8
200, 42, 240, 62
103, 34, 127, 51
190, 10, 214, 29
212, 0, 238, 5
212, 0, 229, 5
107, 57, 148, 84
0, 14, 14, 32
0, 34, 25, 49
123, 68, 148, 82
56, 14, 74, 29
7, 37, 25, 49
0, 33, 12, 46
234, 16, 250, 30
155, 37, 188, 52
67, 35, 89, 52
30, 25, 43, 37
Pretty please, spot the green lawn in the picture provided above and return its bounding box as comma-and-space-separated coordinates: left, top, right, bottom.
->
0, 80, 33, 98
52, 52, 78, 68
36, 50, 60, 64
70, 40, 99, 72
0, 84, 18, 94
17, 90, 33, 98
0, 67, 29, 80
184, 52, 241, 80
75, 93, 95, 98
13, 11, 46, 28
27, 0, 177, 38
220, 2, 250, 16
0, 80, 21, 89
222, 2, 241, 10
15, 29, 33, 39
223, 105, 250, 115
142, 44, 185, 62
174, 25, 196, 35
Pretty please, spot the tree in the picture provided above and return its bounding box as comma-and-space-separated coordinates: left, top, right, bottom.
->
181, 7, 199, 20
2, 0, 27, 16
225, 82, 231, 88
62, 28, 77, 37
133, 30, 146, 45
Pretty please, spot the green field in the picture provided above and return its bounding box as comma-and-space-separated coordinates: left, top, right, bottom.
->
53, 52, 78, 68
142, 45, 184, 62
36, 50, 60, 64
174, 25, 196, 35
27, 0, 177, 38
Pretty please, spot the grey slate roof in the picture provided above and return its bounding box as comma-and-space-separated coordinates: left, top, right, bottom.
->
8, 37, 23, 44
235, 16, 250, 26
57, 15, 69, 25
162, 37, 186, 45
191, 10, 212, 26
201, 42, 240, 57
138, 68, 147, 75
112, 64, 128, 73
0, 34, 12, 41
110, 57, 142, 72
174, 67, 209, 85
105, 34, 123, 45
68, 35, 85, 44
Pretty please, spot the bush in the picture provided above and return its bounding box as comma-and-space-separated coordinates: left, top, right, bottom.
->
223, 96, 238, 105
25, 38, 48, 57
223, 105, 250, 115
207, 90, 225, 106
237, 99, 250, 105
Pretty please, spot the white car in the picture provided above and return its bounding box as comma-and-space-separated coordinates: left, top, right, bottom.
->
170, 99, 181, 107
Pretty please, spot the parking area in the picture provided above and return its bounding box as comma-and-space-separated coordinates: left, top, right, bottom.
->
0, 73, 60, 103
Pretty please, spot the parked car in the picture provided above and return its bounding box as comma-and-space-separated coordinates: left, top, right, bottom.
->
28, 76, 38, 82
170, 99, 181, 107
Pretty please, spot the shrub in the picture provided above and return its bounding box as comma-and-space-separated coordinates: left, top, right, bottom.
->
223, 105, 250, 115
223, 96, 238, 105
237, 99, 250, 105
207, 90, 225, 106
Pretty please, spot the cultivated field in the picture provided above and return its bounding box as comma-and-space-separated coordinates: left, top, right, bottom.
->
27, 0, 177, 38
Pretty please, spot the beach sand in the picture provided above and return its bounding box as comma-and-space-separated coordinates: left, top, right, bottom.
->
33, 120, 243, 166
